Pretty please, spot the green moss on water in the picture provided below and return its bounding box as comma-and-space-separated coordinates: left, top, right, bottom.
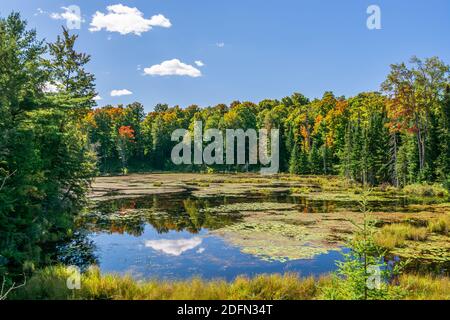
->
390, 235, 450, 263
214, 220, 338, 261
202, 202, 297, 214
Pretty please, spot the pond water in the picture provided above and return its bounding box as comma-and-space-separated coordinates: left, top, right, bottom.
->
90, 227, 345, 281
58, 193, 402, 281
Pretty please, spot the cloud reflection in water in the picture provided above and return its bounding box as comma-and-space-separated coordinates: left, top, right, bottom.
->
145, 237, 203, 256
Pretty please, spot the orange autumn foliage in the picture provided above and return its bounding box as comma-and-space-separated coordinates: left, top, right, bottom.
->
118, 126, 135, 141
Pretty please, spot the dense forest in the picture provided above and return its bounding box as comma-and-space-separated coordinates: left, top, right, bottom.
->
87, 63, 450, 187
1, 12, 450, 285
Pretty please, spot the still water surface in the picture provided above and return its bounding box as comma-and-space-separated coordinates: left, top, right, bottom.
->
62, 194, 403, 281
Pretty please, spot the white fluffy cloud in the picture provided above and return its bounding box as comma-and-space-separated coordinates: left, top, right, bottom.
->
145, 238, 202, 256
93, 95, 103, 101
144, 59, 202, 77
50, 7, 83, 23
89, 4, 171, 35
195, 60, 205, 67
110, 89, 133, 97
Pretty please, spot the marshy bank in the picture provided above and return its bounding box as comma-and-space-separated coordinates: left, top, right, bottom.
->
10, 266, 450, 300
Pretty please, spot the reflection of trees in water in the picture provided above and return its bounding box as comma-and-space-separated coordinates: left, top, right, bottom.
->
1, 216, 99, 283
292, 197, 337, 213
77, 215, 146, 236
81, 196, 242, 236
386, 255, 449, 276
57, 230, 98, 272
1, 210, 81, 281
81, 194, 357, 238
81, 194, 352, 237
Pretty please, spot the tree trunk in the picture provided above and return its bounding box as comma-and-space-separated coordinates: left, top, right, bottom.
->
415, 115, 425, 172
391, 133, 399, 187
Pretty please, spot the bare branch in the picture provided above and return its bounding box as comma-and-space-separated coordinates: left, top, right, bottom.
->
0, 169, 16, 192
0, 275, 27, 300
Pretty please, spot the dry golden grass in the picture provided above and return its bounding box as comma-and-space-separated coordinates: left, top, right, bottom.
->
399, 274, 450, 300
10, 266, 450, 300
11, 266, 328, 300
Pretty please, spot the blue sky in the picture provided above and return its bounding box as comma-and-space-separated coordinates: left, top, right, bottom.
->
2, 0, 450, 112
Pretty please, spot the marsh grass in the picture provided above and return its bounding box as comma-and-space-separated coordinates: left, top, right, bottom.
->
290, 187, 313, 194
399, 274, 450, 300
375, 224, 428, 249
427, 215, 450, 235
11, 267, 327, 300
10, 266, 450, 300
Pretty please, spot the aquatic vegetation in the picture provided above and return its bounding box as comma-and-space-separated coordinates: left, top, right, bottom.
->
375, 224, 428, 250
211, 208, 362, 261
202, 202, 297, 214
89, 174, 193, 201
427, 215, 450, 235
81, 209, 162, 221
389, 235, 450, 264
399, 274, 450, 300
373, 216, 450, 266
290, 187, 313, 194
10, 266, 450, 300
293, 191, 399, 203
215, 221, 335, 261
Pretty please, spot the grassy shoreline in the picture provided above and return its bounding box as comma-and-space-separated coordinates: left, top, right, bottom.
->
9, 266, 450, 300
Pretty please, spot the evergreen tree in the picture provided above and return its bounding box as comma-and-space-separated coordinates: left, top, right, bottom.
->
436, 86, 450, 182
47, 27, 96, 117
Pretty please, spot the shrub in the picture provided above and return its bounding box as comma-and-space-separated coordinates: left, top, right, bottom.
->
403, 183, 449, 198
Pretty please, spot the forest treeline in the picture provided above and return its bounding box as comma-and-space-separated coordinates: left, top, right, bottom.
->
87, 62, 450, 187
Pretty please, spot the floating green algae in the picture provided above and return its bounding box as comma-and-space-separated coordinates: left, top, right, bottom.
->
390, 235, 450, 263
202, 202, 298, 214
213, 218, 346, 262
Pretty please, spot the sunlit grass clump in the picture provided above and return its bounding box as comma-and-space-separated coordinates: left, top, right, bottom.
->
375, 224, 428, 249
427, 215, 450, 235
